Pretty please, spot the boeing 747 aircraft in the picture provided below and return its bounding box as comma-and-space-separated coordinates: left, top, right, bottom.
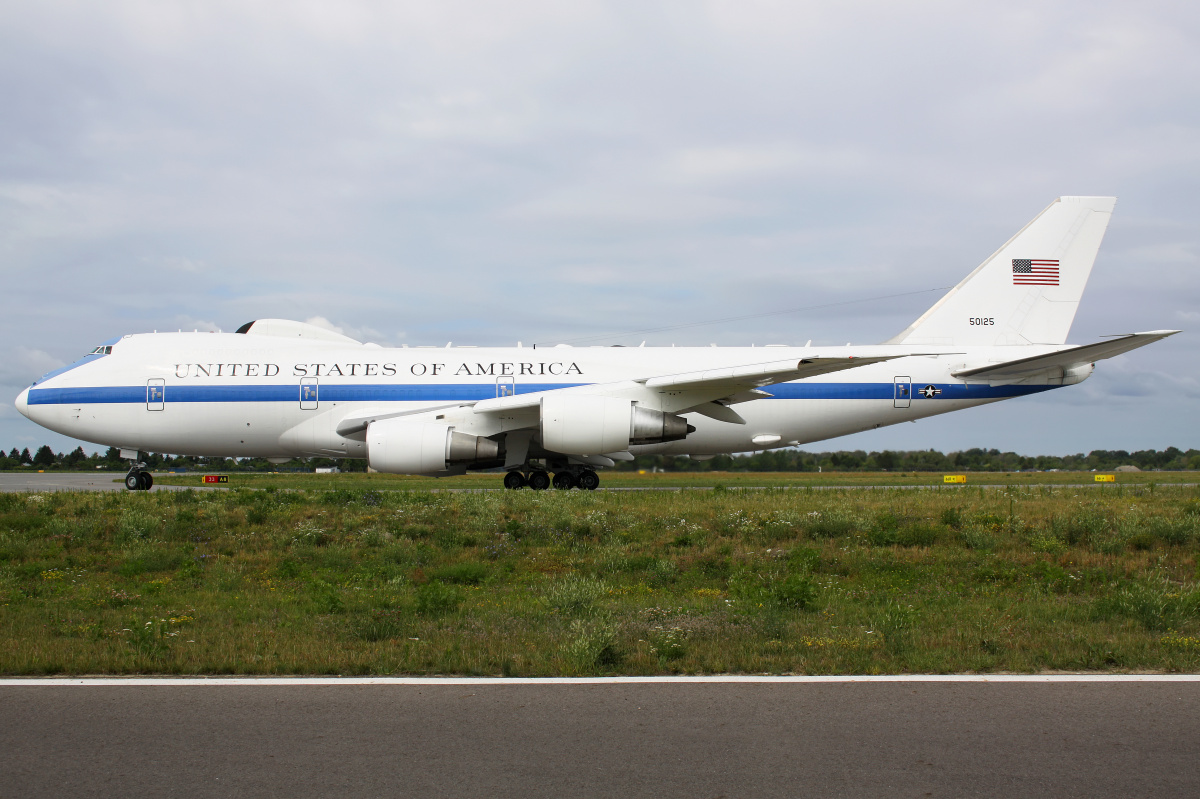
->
16, 196, 1177, 490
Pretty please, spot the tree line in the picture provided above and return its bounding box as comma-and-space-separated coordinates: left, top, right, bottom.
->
617, 446, 1200, 473
3, 444, 1198, 473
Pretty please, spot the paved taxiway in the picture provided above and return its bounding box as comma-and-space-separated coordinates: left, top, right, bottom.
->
0, 472, 197, 492
3, 677, 1198, 798
3, 472, 1191, 494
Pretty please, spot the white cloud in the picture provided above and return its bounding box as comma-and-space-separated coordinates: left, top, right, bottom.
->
663, 144, 867, 184
1, 0, 1197, 452
0, 347, 64, 386
173, 316, 221, 333
303, 316, 388, 346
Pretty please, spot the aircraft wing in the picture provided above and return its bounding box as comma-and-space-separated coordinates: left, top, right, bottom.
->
951, 331, 1179, 381
335, 403, 469, 437
473, 354, 907, 417
638, 355, 901, 391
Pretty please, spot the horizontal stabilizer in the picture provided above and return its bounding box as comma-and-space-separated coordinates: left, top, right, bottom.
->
951, 331, 1179, 380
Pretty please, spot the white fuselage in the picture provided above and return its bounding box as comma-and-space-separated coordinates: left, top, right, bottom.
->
17, 196, 1173, 478
15, 331, 1080, 461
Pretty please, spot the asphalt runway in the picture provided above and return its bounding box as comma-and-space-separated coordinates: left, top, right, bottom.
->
2, 677, 1198, 798
0, 471, 200, 492
2, 472, 1191, 494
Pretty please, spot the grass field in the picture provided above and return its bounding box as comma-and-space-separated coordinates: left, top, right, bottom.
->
149, 469, 1200, 491
3, 483, 1200, 676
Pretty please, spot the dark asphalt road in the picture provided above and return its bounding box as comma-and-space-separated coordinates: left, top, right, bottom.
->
3, 680, 1197, 798
0, 472, 201, 492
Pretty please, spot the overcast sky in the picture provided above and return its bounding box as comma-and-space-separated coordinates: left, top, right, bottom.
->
2, 1, 1197, 458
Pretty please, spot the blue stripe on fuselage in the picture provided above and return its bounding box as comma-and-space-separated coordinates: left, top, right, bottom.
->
767, 383, 1055, 400
26, 381, 1058, 405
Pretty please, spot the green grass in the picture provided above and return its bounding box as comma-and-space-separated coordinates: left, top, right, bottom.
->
149, 469, 1200, 491
2, 484, 1200, 675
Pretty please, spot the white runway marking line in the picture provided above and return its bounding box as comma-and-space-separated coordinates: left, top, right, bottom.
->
3, 675, 1200, 686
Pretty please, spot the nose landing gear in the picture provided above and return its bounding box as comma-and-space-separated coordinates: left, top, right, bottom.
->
122, 450, 153, 491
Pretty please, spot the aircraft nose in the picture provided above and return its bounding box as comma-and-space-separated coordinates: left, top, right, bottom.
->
15, 387, 30, 420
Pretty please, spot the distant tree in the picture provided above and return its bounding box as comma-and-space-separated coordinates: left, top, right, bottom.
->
64, 446, 87, 468
33, 445, 55, 467
20, 448, 33, 465
830, 451, 866, 470
7, 448, 18, 461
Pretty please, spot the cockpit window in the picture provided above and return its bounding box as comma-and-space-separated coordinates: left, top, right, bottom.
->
88, 346, 113, 356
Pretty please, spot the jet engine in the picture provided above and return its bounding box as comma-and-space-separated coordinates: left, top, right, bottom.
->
367, 419, 499, 475
540, 395, 692, 455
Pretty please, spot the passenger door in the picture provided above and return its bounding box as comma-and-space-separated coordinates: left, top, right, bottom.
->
146, 378, 165, 411
300, 377, 318, 410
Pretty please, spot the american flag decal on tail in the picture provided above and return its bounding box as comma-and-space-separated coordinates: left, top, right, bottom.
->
1012, 259, 1060, 286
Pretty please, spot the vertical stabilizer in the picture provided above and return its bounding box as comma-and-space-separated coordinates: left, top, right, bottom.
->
888, 196, 1116, 346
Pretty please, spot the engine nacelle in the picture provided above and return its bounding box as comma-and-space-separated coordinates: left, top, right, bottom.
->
367, 419, 499, 475
540, 395, 691, 455
1060, 363, 1094, 386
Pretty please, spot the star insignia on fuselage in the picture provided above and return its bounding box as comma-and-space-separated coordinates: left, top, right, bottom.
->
919, 384, 941, 399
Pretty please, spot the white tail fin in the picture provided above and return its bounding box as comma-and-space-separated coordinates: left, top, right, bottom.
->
888, 196, 1116, 346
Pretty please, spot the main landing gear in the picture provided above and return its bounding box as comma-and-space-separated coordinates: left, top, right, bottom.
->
124, 467, 153, 491
503, 468, 599, 491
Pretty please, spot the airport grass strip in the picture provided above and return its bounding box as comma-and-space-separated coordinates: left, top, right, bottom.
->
2, 484, 1200, 675
149, 470, 1200, 491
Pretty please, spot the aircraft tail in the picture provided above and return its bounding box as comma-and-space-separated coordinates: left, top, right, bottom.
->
888, 196, 1117, 346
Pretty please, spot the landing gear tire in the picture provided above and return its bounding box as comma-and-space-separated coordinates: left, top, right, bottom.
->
527, 471, 551, 491
125, 471, 152, 491
577, 470, 600, 491
552, 471, 576, 490
503, 471, 527, 490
